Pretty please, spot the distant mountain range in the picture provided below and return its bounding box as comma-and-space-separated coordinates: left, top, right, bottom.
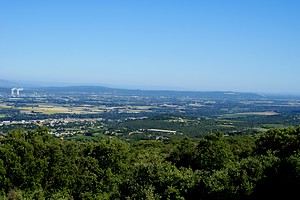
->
0, 79, 267, 100
2, 79, 297, 99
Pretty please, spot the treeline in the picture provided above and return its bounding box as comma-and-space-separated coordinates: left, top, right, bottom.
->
1, 127, 300, 199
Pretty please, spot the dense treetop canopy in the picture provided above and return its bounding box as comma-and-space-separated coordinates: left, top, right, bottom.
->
1, 126, 300, 199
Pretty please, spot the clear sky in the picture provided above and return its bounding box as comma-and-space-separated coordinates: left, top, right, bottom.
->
0, 0, 299, 94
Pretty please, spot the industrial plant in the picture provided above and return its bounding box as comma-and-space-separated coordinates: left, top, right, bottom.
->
10, 88, 24, 97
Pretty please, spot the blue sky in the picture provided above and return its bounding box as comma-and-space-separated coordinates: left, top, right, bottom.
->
0, 0, 299, 94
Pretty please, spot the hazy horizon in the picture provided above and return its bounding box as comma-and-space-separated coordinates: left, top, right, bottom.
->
1, 1, 299, 94
1, 78, 300, 96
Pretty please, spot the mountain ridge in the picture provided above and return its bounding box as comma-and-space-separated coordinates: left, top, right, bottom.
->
0, 79, 277, 99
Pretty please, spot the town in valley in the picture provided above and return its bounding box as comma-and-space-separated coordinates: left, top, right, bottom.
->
1, 85, 300, 141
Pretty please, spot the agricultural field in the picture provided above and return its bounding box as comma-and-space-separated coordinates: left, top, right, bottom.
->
220, 111, 279, 118
0, 104, 13, 109
18, 104, 104, 114
1, 87, 300, 140
234, 111, 279, 116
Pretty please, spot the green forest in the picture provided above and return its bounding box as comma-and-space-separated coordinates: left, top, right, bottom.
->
1, 126, 300, 199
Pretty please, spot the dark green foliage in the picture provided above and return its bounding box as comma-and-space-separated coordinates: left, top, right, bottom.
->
2, 126, 300, 199
255, 126, 300, 157
167, 133, 235, 171
167, 138, 196, 169
193, 132, 235, 171
0, 127, 131, 199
